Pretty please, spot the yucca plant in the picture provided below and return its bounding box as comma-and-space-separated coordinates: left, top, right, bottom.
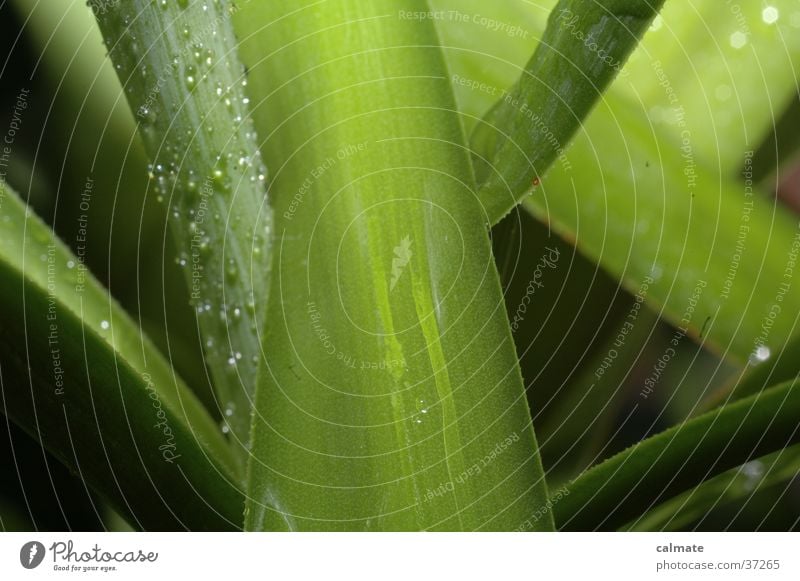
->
0, 0, 798, 531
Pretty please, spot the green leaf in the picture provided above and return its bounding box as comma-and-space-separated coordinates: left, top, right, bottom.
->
428, 0, 553, 136
627, 445, 800, 531
490, 209, 659, 482
0, 495, 33, 532
554, 378, 800, 530
619, 0, 800, 174
92, 0, 272, 444
8, 0, 155, 284
442, 2, 800, 363
235, 0, 551, 531
521, 92, 800, 363
720, 334, 800, 405
472, 0, 665, 223
0, 181, 243, 530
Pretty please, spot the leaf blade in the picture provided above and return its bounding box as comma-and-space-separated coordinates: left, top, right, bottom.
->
555, 378, 800, 530
0, 181, 244, 530
236, 0, 552, 531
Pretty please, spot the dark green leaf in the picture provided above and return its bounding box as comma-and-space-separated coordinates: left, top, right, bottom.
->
555, 378, 800, 530
0, 181, 243, 530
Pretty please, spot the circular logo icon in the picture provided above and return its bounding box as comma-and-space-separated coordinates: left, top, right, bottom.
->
19, 541, 45, 569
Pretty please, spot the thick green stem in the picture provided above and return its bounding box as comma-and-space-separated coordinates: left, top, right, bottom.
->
473, 0, 665, 224
236, 0, 551, 531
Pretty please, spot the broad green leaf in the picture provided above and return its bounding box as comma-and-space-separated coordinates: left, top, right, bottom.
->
236, 0, 551, 531
0, 181, 243, 530
554, 378, 800, 530
472, 0, 665, 223
619, 0, 800, 173
93, 0, 272, 444
521, 92, 800, 363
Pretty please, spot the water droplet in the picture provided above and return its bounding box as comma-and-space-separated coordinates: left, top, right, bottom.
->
762, 6, 779, 24
649, 15, 663, 32
741, 460, 764, 491
100, 320, 110, 330
715, 84, 732, 101
729, 31, 748, 49
226, 260, 239, 281
749, 345, 771, 365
